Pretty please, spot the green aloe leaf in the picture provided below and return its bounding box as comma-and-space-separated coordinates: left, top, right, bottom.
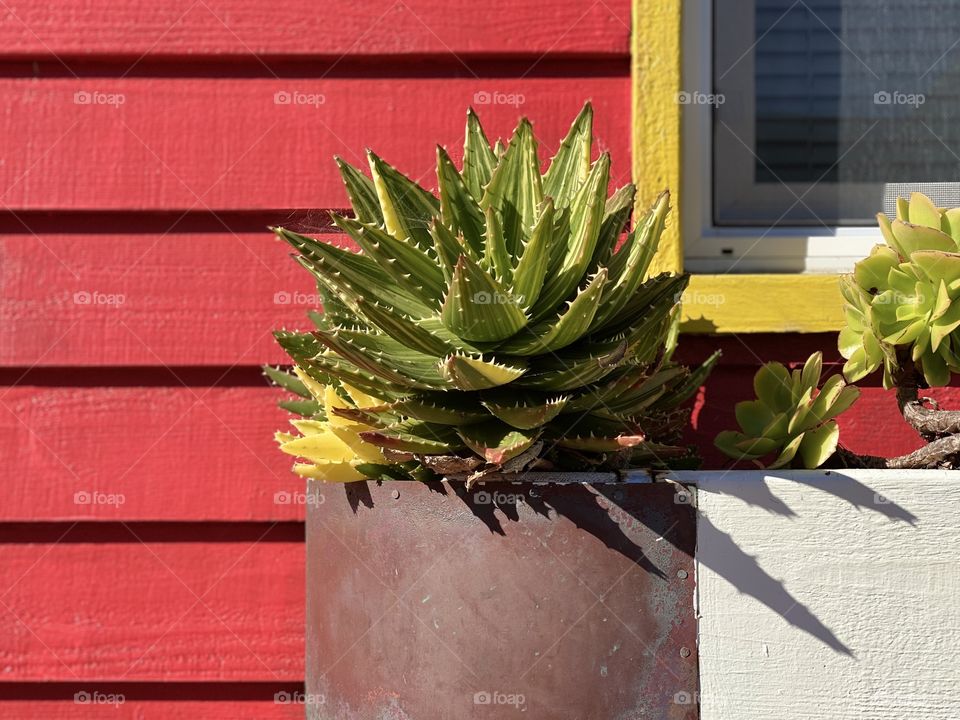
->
440, 254, 528, 343
263, 365, 311, 398
592, 191, 670, 330
480, 118, 543, 255
333, 214, 445, 305
511, 199, 555, 310
372, 392, 489, 425
542, 102, 593, 206
352, 298, 452, 357
590, 184, 637, 272
359, 422, 459, 455
462, 108, 497, 200
313, 329, 446, 390
483, 205, 512, 282
334, 156, 383, 225
456, 421, 539, 464
531, 153, 610, 321
277, 227, 432, 319
437, 145, 485, 256
498, 269, 608, 355
367, 151, 440, 254
481, 393, 568, 429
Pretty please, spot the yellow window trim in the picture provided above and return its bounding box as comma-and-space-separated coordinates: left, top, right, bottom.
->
631, 0, 843, 334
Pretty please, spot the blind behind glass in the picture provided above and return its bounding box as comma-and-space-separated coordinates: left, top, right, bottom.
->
715, 0, 960, 225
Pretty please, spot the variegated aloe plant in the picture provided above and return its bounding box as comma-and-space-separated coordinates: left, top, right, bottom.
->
266, 104, 718, 482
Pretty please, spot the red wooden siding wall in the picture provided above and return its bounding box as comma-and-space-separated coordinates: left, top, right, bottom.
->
0, 1, 630, 717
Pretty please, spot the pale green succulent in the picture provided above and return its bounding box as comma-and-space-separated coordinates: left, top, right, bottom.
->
715, 352, 858, 469
840, 192, 960, 387
267, 104, 718, 478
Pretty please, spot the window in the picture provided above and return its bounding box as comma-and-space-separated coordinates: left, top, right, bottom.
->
683, 0, 960, 273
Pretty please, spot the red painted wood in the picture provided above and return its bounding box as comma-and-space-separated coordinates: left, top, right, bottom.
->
0, 78, 629, 211
0, 385, 312, 520
0, 0, 629, 58
0, 232, 337, 367
0, 539, 303, 680
0, 701, 302, 719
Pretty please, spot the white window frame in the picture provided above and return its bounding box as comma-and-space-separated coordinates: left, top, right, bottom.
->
681, 0, 881, 274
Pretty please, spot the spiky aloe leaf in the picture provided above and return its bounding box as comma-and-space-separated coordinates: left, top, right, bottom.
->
462, 108, 497, 200
532, 153, 610, 321
279, 398, 323, 417
263, 365, 311, 398
593, 191, 670, 329
359, 421, 459, 455
440, 254, 528, 343
456, 421, 539, 464
499, 268, 608, 355
277, 227, 432, 319
333, 214, 445, 305
334, 156, 383, 225
274, 330, 322, 362
511, 199, 555, 310
437, 145, 485, 256
299, 355, 405, 401
482, 205, 512, 282
480, 118, 543, 255
480, 393, 568, 430
590, 184, 637, 272
542, 102, 592, 207
352, 298, 452, 357
367, 151, 440, 254
313, 329, 446, 390
373, 392, 489, 425
439, 354, 527, 390
654, 351, 722, 410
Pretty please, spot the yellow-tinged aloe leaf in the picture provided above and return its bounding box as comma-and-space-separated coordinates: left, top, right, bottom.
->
439, 354, 527, 390
280, 429, 355, 463
367, 150, 439, 253
292, 461, 367, 482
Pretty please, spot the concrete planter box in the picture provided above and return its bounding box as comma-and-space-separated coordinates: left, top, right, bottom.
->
305, 470, 960, 719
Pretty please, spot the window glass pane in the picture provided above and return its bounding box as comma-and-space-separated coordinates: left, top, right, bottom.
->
714, 0, 960, 226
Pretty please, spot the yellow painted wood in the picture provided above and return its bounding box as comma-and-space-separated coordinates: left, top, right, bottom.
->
632, 0, 682, 275
681, 275, 843, 333
631, 0, 845, 333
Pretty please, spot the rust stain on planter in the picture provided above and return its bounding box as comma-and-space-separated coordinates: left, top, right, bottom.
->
306, 480, 698, 720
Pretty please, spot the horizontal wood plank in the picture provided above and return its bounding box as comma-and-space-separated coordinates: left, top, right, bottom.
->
0, 539, 304, 680
0, 0, 629, 58
0, 385, 317, 520
0, 232, 335, 366
0, 78, 629, 211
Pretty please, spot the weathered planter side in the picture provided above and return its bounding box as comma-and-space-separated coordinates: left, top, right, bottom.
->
306, 479, 698, 720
